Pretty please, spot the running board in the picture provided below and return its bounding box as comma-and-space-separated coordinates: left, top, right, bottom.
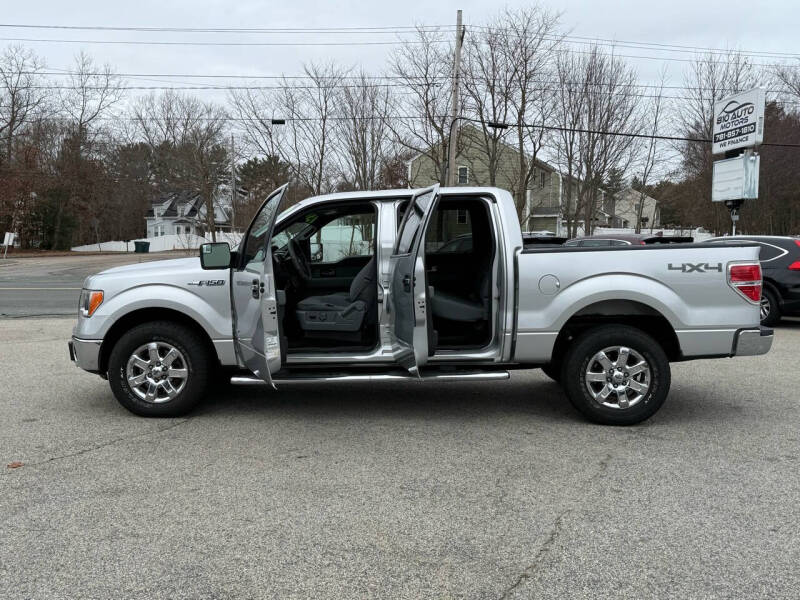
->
230, 369, 510, 386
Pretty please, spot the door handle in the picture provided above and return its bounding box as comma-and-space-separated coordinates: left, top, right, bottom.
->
402, 274, 412, 293
251, 278, 264, 298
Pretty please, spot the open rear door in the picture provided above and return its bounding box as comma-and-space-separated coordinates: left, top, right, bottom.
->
387, 184, 441, 375
232, 183, 289, 387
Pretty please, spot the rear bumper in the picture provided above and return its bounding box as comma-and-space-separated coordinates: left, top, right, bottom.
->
733, 327, 773, 356
69, 336, 102, 372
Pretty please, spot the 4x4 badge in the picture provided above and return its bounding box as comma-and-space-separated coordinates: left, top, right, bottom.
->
667, 263, 723, 273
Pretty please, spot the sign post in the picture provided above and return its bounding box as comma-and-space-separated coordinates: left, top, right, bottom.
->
2, 232, 15, 259
711, 88, 765, 234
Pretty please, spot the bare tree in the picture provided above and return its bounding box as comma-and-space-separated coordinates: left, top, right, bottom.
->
632, 69, 667, 233
0, 45, 48, 166
60, 51, 123, 146
335, 71, 392, 190
132, 91, 229, 241
552, 46, 640, 236
462, 7, 562, 220
389, 27, 454, 185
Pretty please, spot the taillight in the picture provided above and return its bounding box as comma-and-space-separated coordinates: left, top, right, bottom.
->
789, 261, 800, 271
728, 263, 762, 304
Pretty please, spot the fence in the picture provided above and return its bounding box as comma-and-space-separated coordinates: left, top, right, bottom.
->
71, 232, 244, 253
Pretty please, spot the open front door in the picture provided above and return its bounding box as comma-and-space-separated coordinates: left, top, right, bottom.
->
231, 184, 289, 387
387, 184, 441, 375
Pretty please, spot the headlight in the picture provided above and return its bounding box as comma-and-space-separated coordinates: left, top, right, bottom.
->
79, 289, 104, 317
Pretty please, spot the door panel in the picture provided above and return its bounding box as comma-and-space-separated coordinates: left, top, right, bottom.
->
387, 184, 440, 374
231, 184, 289, 387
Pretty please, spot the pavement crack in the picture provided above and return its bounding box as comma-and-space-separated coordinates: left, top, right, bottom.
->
497, 509, 570, 600
496, 452, 613, 599
3, 418, 191, 474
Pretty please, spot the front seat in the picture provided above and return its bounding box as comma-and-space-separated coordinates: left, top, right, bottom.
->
295, 257, 377, 333
430, 270, 490, 322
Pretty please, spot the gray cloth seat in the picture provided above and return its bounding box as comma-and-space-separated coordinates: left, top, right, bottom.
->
296, 257, 377, 332
430, 291, 487, 322
430, 270, 490, 322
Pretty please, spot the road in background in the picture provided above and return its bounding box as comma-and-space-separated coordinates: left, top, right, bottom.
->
0, 253, 191, 317
2, 318, 799, 599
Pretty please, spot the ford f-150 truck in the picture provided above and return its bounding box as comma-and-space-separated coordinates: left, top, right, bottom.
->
69, 185, 773, 425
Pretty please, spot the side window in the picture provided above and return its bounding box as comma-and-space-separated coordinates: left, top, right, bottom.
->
240, 195, 281, 268
426, 205, 473, 253
757, 242, 784, 262
395, 189, 436, 255
311, 212, 375, 263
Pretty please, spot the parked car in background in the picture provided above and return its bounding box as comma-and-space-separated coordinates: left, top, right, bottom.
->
565, 233, 694, 247
707, 235, 800, 326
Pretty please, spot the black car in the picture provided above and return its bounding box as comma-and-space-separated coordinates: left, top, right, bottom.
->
708, 235, 800, 325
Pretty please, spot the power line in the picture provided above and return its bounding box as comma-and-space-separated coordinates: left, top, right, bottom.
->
459, 116, 800, 149
26, 70, 798, 98
0, 36, 443, 47
0, 23, 453, 34
5, 21, 799, 61
466, 24, 800, 60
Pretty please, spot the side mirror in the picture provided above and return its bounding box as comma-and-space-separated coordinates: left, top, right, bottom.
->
200, 242, 232, 269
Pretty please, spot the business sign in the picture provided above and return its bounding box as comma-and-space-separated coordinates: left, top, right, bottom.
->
711, 153, 760, 202
2, 232, 15, 246
712, 88, 765, 155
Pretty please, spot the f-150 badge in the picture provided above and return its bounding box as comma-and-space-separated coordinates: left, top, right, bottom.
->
187, 280, 226, 286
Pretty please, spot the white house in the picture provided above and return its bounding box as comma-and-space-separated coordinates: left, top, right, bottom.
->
145, 186, 245, 238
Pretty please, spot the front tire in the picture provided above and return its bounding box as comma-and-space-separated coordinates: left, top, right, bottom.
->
561, 325, 670, 426
760, 288, 780, 327
108, 321, 210, 417
541, 362, 561, 383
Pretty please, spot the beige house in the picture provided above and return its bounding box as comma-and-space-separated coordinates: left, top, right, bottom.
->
407, 126, 561, 232
407, 125, 659, 235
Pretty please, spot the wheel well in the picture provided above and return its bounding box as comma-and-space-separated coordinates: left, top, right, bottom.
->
762, 278, 780, 300
98, 308, 220, 373
550, 300, 681, 365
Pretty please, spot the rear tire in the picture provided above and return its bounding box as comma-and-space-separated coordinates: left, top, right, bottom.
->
561, 325, 670, 426
760, 288, 780, 327
108, 321, 210, 417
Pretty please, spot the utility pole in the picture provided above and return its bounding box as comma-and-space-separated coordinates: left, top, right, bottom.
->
229, 133, 236, 231
447, 9, 464, 187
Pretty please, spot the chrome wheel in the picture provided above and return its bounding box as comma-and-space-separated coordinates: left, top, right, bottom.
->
760, 295, 771, 321
126, 342, 188, 403
584, 346, 651, 410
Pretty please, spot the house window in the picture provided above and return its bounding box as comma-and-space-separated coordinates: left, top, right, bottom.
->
457, 208, 468, 225
457, 166, 469, 185
540, 171, 547, 188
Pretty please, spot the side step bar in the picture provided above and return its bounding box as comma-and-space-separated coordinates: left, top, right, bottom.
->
231, 369, 510, 386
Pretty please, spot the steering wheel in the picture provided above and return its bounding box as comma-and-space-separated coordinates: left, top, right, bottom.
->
287, 237, 312, 282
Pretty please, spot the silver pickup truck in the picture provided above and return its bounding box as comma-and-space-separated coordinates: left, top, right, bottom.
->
69, 185, 772, 425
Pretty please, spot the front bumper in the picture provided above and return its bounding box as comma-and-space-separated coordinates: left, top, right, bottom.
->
733, 327, 773, 356
69, 336, 102, 372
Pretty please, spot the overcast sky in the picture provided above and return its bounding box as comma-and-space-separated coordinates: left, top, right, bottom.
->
5, 0, 798, 94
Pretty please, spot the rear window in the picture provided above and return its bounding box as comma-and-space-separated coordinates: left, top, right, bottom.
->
757, 242, 786, 262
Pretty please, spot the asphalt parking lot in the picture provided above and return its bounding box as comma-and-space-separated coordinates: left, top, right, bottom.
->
2, 314, 800, 599
0, 253, 186, 317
